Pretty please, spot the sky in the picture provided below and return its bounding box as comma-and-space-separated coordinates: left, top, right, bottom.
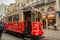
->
0, 0, 16, 5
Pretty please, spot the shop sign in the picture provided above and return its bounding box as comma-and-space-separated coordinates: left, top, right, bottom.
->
48, 14, 55, 17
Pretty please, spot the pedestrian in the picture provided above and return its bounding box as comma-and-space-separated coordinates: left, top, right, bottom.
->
0, 21, 4, 40
54, 23, 57, 30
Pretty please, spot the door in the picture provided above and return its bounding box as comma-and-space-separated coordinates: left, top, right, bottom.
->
31, 11, 43, 35
24, 11, 31, 35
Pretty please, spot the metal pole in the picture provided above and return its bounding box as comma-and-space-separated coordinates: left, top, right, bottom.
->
56, 13, 59, 30
46, 13, 48, 30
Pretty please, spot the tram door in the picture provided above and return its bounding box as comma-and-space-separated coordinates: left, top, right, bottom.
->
24, 11, 31, 35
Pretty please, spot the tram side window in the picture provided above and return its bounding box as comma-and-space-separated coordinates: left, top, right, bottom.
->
8, 16, 12, 22
5, 18, 8, 22
32, 11, 37, 21
13, 14, 19, 21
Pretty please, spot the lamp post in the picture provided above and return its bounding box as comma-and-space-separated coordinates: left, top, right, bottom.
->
56, 12, 59, 30
46, 12, 48, 30
57, 12, 60, 30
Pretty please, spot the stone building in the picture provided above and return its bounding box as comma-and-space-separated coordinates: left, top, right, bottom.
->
6, 3, 18, 14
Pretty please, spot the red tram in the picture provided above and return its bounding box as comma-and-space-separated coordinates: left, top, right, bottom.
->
3, 9, 43, 40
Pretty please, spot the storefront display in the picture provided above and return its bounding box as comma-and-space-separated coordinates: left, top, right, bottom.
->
42, 14, 46, 29
42, 12, 56, 30
48, 12, 56, 29
48, 13, 56, 20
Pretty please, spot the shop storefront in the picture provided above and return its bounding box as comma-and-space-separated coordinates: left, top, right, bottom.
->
48, 12, 56, 29
42, 12, 56, 30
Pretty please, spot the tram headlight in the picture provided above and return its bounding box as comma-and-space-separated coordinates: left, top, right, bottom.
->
36, 33, 38, 35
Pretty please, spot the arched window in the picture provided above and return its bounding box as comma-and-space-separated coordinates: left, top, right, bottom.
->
41, 9, 45, 13
47, 7, 55, 12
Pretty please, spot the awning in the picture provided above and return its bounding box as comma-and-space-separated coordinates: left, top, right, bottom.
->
48, 14, 55, 19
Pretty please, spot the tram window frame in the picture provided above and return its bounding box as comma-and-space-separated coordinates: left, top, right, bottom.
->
5, 17, 8, 22
8, 16, 12, 22
33, 11, 38, 21
13, 14, 19, 21
32, 11, 42, 22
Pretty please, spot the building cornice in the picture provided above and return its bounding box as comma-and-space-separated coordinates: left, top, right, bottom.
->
34, 1, 56, 8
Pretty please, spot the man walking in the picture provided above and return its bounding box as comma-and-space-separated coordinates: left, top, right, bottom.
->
0, 21, 4, 40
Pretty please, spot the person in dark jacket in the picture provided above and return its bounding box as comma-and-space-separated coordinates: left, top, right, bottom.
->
0, 21, 4, 40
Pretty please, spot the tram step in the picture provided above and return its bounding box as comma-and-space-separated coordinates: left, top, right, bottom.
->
25, 35, 31, 38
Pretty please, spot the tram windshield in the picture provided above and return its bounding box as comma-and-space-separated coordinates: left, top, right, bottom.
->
31, 11, 42, 22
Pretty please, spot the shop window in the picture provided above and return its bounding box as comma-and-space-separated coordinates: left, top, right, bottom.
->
8, 16, 12, 22
26, 0, 30, 3
13, 14, 19, 21
5, 18, 8, 22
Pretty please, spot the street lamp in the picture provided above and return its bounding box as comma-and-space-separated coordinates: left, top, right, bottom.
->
44, 12, 48, 30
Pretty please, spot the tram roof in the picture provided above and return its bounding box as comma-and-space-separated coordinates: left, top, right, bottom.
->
6, 7, 41, 17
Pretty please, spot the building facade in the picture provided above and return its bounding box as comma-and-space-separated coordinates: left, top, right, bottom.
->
6, 3, 18, 14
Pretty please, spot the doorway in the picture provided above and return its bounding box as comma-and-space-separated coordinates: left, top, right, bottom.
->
23, 11, 31, 35
43, 20, 46, 29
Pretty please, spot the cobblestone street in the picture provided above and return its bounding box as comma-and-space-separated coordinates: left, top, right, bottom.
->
1, 33, 21, 40
1, 30, 60, 40
43, 29, 60, 40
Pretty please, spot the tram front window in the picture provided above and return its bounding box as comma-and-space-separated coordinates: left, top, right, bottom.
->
31, 11, 42, 22
8, 16, 12, 22
13, 14, 19, 21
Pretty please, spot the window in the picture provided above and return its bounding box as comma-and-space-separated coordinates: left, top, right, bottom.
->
8, 16, 12, 22
47, 7, 55, 12
13, 14, 19, 21
32, 11, 42, 22
26, 0, 30, 3
41, 0, 45, 3
48, 0, 52, 2
31, 0, 34, 2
